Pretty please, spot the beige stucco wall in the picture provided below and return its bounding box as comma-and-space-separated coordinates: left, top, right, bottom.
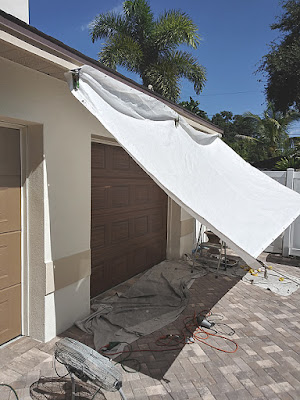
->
180, 208, 195, 256
0, 0, 29, 23
166, 199, 195, 259
0, 56, 111, 341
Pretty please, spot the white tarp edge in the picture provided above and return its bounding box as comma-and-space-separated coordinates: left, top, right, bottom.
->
66, 65, 300, 267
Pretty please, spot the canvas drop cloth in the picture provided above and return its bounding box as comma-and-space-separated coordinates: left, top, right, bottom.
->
76, 260, 202, 352
66, 66, 300, 267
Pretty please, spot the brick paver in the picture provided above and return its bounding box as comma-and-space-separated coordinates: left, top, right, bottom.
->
0, 253, 300, 399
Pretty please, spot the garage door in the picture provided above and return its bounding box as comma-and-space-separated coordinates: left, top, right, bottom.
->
0, 127, 21, 345
91, 143, 168, 297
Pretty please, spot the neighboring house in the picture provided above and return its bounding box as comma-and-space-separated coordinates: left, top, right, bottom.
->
0, 4, 222, 345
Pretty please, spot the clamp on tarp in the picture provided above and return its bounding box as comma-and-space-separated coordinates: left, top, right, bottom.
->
71, 68, 81, 91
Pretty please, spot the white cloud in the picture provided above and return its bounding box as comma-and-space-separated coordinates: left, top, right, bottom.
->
109, 3, 124, 14
80, 2, 123, 31
288, 122, 300, 137
80, 21, 93, 31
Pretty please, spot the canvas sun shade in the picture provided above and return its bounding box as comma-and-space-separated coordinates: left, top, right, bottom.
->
66, 65, 300, 267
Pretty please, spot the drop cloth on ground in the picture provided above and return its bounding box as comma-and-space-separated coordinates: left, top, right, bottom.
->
76, 260, 203, 352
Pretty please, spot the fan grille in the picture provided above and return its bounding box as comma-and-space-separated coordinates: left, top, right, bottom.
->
55, 338, 122, 392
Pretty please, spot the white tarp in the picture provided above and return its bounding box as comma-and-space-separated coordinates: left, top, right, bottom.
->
66, 65, 300, 267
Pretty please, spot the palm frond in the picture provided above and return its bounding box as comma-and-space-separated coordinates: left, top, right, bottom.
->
267, 118, 281, 130
153, 10, 200, 50
235, 134, 259, 142
123, 0, 154, 40
143, 62, 180, 102
90, 13, 129, 42
99, 35, 143, 71
243, 111, 263, 123
165, 51, 206, 95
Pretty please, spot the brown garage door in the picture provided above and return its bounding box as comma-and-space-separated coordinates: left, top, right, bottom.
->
91, 143, 168, 297
0, 127, 21, 345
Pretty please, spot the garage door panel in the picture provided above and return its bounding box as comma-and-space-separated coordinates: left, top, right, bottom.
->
111, 186, 130, 208
0, 231, 21, 290
91, 186, 107, 210
148, 240, 166, 266
130, 158, 147, 175
110, 255, 129, 286
0, 185, 21, 234
150, 211, 167, 233
0, 284, 21, 345
133, 185, 149, 204
92, 204, 166, 226
91, 231, 161, 267
92, 212, 164, 255
132, 247, 147, 274
92, 145, 148, 180
91, 256, 130, 296
91, 145, 105, 170
91, 225, 106, 249
112, 146, 130, 170
111, 220, 130, 243
91, 143, 167, 297
134, 216, 148, 237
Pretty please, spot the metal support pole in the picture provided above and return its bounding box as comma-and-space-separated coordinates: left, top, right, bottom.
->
264, 264, 268, 279
119, 387, 128, 400
192, 224, 202, 273
71, 373, 76, 400
215, 241, 224, 278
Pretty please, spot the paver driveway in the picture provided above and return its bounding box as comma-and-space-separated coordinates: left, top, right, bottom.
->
0, 253, 300, 399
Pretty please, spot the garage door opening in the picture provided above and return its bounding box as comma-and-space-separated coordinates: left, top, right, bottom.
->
91, 142, 168, 298
0, 127, 21, 345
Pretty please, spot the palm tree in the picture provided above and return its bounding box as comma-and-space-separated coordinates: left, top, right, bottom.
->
90, 0, 206, 102
243, 103, 300, 158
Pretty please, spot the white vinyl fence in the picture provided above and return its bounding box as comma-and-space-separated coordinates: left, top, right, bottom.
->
264, 168, 300, 257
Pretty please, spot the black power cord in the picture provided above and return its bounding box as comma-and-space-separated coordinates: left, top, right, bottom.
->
0, 383, 19, 399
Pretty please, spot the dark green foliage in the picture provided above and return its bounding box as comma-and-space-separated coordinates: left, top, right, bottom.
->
259, 0, 300, 112
211, 111, 266, 163
90, 0, 206, 102
243, 103, 300, 158
206, 104, 300, 164
275, 156, 300, 169
179, 97, 209, 120
275, 137, 300, 169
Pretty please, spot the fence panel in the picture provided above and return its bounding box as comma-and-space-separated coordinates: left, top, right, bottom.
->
290, 171, 300, 256
264, 169, 300, 257
264, 171, 286, 254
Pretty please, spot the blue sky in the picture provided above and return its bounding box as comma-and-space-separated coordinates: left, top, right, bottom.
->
29, 0, 299, 134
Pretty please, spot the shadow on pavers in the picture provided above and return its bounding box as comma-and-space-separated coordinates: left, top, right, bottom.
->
266, 253, 300, 267
112, 270, 241, 380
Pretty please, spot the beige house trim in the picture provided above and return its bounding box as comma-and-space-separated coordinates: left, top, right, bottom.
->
46, 249, 91, 295
181, 218, 195, 237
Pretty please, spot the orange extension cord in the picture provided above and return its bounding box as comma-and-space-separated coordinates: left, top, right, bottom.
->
183, 312, 238, 353
99, 311, 238, 357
